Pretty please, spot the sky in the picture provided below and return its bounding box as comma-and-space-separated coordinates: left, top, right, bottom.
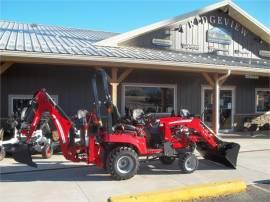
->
1, 0, 270, 33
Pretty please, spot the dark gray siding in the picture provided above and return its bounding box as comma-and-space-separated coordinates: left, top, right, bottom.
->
224, 75, 269, 114
1, 64, 97, 118
1, 64, 269, 119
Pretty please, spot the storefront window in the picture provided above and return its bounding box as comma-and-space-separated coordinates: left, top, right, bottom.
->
255, 89, 270, 113
123, 85, 175, 114
8, 94, 58, 116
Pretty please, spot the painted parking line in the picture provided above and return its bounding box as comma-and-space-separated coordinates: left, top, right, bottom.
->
250, 184, 270, 193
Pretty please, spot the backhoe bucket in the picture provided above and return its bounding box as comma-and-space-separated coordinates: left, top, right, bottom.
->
197, 141, 240, 168
12, 143, 37, 168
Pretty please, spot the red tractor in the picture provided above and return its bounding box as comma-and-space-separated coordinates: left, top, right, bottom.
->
13, 70, 240, 180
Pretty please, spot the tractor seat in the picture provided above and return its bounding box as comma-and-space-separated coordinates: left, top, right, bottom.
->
111, 105, 137, 133
113, 123, 137, 133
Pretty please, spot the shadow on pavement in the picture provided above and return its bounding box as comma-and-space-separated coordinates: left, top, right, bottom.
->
0, 159, 231, 182
254, 179, 270, 184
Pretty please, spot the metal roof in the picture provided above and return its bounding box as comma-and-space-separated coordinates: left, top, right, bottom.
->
0, 20, 269, 72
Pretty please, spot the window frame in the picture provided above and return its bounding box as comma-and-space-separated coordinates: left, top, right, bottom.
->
255, 88, 270, 113
121, 83, 177, 115
8, 94, 59, 116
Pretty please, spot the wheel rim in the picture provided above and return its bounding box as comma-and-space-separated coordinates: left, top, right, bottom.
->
185, 155, 197, 171
116, 156, 134, 174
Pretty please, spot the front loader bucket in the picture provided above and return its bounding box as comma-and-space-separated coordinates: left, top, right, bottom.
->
197, 141, 240, 169
12, 143, 37, 168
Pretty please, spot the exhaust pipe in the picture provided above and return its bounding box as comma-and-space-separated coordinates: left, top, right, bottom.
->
197, 141, 240, 169
12, 143, 37, 168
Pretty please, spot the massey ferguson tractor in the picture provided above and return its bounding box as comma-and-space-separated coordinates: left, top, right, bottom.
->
12, 69, 240, 180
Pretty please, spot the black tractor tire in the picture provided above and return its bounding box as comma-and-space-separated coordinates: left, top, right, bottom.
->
41, 144, 53, 159
0, 146, 6, 161
159, 156, 175, 165
178, 153, 198, 173
106, 146, 139, 180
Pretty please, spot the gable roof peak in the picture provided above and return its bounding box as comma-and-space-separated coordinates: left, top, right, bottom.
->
96, 0, 270, 47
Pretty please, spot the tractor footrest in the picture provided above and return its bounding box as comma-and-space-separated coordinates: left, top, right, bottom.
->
146, 149, 162, 155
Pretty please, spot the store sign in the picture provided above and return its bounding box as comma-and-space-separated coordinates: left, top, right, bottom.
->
185, 15, 248, 37
152, 39, 172, 47
207, 27, 232, 45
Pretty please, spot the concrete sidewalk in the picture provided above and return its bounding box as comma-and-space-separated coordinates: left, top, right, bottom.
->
1, 135, 270, 202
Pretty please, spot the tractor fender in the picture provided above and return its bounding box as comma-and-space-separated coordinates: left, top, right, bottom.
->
102, 134, 148, 155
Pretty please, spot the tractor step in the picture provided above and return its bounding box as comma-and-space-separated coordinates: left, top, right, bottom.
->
146, 148, 163, 155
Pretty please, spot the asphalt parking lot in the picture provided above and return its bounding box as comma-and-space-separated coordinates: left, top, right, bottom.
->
1, 133, 270, 202
196, 182, 270, 202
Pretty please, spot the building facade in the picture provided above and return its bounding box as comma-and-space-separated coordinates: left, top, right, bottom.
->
1, 1, 270, 133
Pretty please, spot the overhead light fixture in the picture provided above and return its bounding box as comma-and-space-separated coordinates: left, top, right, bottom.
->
259, 50, 270, 58
173, 25, 183, 33
245, 75, 259, 79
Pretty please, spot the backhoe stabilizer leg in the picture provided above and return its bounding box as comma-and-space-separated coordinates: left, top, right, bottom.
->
12, 143, 37, 168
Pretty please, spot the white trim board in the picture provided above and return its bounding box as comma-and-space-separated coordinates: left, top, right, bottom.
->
2, 51, 270, 76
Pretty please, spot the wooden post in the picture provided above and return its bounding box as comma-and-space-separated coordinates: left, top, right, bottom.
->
109, 68, 133, 107
111, 82, 119, 106
201, 72, 222, 134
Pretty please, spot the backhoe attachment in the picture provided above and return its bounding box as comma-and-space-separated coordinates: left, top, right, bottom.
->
13, 143, 37, 167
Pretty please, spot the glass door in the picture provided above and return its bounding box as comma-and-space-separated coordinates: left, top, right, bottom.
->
220, 90, 233, 130
202, 87, 234, 131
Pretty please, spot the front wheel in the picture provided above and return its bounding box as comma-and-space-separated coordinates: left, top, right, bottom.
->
178, 153, 198, 173
0, 146, 6, 161
41, 144, 53, 159
106, 146, 139, 180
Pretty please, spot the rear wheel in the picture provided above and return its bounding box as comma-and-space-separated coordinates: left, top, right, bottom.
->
178, 153, 198, 173
0, 146, 6, 161
41, 144, 53, 159
106, 146, 139, 180
159, 156, 175, 165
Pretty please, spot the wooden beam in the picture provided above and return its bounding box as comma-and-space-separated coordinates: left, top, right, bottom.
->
0, 62, 13, 74
202, 72, 214, 87
118, 69, 133, 83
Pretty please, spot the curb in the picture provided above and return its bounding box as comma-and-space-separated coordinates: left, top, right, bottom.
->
108, 179, 246, 202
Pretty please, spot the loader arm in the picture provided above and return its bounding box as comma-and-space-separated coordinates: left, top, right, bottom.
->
185, 118, 240, 168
